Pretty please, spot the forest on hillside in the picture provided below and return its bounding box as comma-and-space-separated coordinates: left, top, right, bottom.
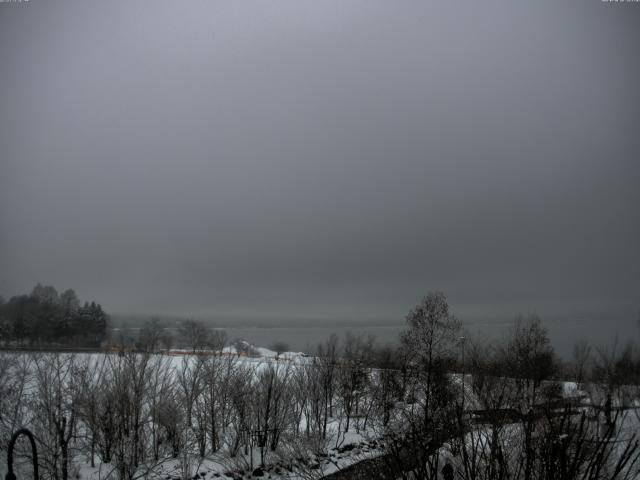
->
0, 284, 108, 347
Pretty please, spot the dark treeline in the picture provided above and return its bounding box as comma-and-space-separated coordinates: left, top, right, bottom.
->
0, 284, 108, 347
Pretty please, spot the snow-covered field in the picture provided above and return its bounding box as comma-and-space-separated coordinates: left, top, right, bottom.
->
2, 345, 639, 480
0, 345, 386, 480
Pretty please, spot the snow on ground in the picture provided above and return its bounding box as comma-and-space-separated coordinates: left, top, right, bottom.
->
0, 345, 381, 480
3, 345, 639, 479
66, 414, 383, 480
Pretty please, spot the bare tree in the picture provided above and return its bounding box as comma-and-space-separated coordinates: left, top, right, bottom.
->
454, 340, 517, 480
202, 351, 237, 453
228, 363, 253, 457
175, 355, 206, 479
571, 339, 592, 389
76, 355, 111, 467
145, 354, 174, 461
100, 351, 156, 480
179, 319, 216, 352
379, 293, 461, 480
297, 357, 327, 440
317, 333, 339, 438
401, 292, 461, 431
503, 315, 557, 410
31, 353, 80, 480
251, 361, 294, 465
0, 352, 32, 456
337, 332, 373, 433
153, 384, 183, 459
590, 339, 639, 430
137, 317, 166, 352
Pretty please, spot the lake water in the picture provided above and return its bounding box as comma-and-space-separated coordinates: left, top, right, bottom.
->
221, 317, 639, 359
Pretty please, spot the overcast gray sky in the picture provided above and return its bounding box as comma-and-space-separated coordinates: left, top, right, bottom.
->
1, 0, 639, 328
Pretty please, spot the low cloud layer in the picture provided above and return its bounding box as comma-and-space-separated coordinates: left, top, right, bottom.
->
1, 0, 639, 327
